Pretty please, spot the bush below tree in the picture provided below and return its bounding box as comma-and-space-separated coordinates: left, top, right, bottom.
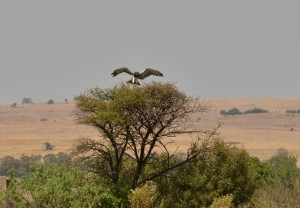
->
1, 142, 299, 207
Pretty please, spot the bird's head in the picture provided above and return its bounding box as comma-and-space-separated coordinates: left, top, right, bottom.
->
133, 72, 140, 77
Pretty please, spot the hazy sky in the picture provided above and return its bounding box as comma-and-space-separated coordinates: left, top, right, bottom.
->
1, 1, 299, 104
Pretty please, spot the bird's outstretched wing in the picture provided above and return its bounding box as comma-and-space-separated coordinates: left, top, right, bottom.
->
139, 68, 164, 79
111, 67, 133, 77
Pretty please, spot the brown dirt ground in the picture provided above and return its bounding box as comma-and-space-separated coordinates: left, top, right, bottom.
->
0, 99, 300, 165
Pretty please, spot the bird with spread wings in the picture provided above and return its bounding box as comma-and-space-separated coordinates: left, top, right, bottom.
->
111, 67, 163, 85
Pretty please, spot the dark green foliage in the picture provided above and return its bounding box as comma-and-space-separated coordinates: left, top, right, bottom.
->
17, 155, 43, 174
43, 154, 59, 165
250, 157, 272, 184
21, 98, 33, 104
220, 109, 227, 115
268, 148, 299, 187
0, 155, 42, 177
5, 164, 121, 207
47, 99, 55, 104
220, 108, 242, 116
0, 156, 22, 177
243, 108, 268, 115
42, 153, 68, 166
249, 149, 300, 207
227, 107, 242, 115
286, 109, 300, 114
0, 153, 67, 177
43, 142, 55, 150
220, 107, 269, 116
56, 152, 69, 163
157, 139, 256, 207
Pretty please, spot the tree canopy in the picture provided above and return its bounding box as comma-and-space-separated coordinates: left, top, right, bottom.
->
71, 82, 208, 188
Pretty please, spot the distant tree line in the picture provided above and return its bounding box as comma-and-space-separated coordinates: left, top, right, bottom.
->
10, 98, 69, 106
220, 107, 269, 116
286, 109, 300, 114
0, 152, 68, 177
221, 107, 300, 116
21, 98, 33, 104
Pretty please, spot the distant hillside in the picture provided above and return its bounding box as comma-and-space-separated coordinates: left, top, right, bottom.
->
1, 99, 300, 165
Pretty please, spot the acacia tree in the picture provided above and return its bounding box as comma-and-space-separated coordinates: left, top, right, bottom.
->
71, 82, 208, 188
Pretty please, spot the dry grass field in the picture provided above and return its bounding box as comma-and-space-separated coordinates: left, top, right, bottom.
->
0, 99, 300, 165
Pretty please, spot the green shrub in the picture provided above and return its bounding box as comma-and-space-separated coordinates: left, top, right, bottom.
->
5, 164, 121, 207
0, 153, 69, 177
220, 108, 269, 116
47, 99, 54, 104
250, 157, 272, 184
129, 181, 161, 208
286, 109, 300, 114
43, 142, 55, 150
158, 139, 256, 207
220, 108, 242, 116
248, 149, 300, 208
243, 108, 268, 115
210, 195, 233, 208
268, 148, 299, 187
10, 103, 17, 108
21, 98, 33, 104
0, 188, 6, 208
250, 182, 300, 208
220, 110, 227, 115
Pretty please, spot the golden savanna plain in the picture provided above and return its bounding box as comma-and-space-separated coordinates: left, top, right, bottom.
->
0, 99, 300, 165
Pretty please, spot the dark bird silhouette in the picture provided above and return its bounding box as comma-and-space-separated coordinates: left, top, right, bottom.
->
111, 67, 163, 85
